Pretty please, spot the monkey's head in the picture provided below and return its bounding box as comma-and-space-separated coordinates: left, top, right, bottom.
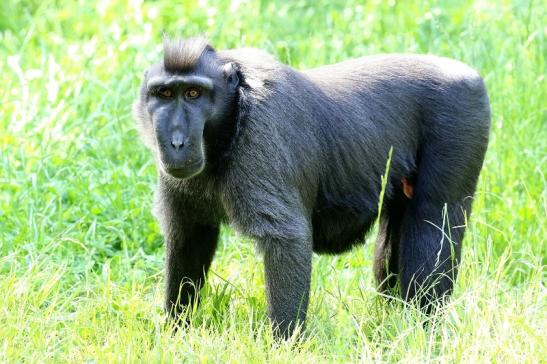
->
133, 38, 239, 179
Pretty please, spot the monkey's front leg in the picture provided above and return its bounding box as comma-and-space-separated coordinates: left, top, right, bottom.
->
260, 236, 313, 339
164, 222, 219, 323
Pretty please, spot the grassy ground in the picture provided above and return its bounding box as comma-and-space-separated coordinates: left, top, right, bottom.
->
0, 0, 545, 362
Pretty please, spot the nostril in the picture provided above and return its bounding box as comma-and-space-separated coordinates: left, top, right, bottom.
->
171, 132, 184, 151
171, 140, 184, 150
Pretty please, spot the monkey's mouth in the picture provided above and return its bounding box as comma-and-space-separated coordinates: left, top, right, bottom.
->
162, 160, 204, 179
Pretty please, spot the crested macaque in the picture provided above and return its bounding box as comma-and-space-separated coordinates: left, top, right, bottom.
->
133, 38, 490, 338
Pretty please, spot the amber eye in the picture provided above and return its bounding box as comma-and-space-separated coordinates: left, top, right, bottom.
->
157, 87, 173, 99
185, 87, 201, 99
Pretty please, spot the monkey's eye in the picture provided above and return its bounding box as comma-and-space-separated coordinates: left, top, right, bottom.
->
184, 87, 201, 99
157, 87, 174, 99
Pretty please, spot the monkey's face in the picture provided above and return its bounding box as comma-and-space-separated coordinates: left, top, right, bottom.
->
134, 56, 239, 179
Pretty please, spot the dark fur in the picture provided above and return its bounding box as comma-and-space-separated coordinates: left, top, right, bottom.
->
134, 38, 490, 338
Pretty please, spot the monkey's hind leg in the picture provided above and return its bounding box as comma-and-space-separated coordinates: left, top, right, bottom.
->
397, 157, 478, 313
374, 190, 408, 294
398, 196, 469, 313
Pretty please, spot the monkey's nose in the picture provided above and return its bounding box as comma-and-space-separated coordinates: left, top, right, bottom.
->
171, 132, 185, 151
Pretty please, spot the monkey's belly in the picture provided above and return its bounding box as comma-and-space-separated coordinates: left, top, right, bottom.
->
311, 209, 375, 254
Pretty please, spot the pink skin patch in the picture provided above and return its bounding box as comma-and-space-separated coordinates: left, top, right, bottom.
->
402, 177, 414, 199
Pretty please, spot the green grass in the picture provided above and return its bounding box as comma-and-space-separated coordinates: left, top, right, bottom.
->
0, 0, 545, 362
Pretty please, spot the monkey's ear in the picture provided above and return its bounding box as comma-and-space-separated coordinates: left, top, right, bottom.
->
223, 63, 239, 90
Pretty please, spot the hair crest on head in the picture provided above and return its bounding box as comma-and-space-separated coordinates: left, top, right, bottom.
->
163, 36, 214, 72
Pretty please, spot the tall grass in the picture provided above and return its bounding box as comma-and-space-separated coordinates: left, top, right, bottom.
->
0, 0, 545, 362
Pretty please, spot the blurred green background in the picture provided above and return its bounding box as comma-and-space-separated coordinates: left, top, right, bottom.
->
0, 0, 545, 362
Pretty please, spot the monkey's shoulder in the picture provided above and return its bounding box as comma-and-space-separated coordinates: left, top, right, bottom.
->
218, 48, 283, 77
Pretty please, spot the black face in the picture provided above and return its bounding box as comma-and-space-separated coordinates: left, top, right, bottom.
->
136, 54, 239, 179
